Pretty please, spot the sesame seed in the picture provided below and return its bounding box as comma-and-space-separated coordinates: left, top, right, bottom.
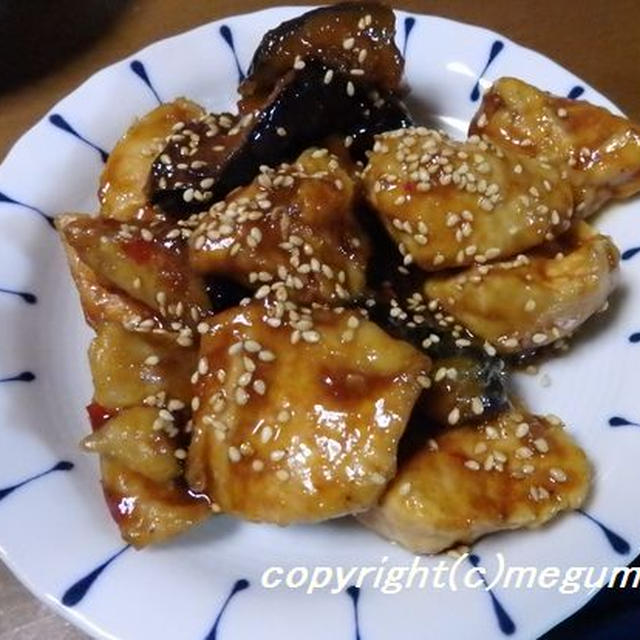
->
399, 482, 412, 496
323, 69, 334, 84
252, 459, 265, 472
471, 397, 484, 415
515, 422, 530, 438
532, 333, 548, 345
464, 460, 480, 471
260, 425, 273, 444
549, 467, 567, 482
174, 448, 187, 460
448, 407, 460, 425
244, 340, 261, 353
534, 438, 549, 453
516, 446, 533, 459
293, 55, 306, 70
370, 472, 386, 485
343, 37, 355, 50
346, 81, 355, 97
228, 446, 241, 462
276, 127, 287, 137
276, 469, 290, 481
235, 388, 249, 405
144, 355, 159, 366
271, 449, 285, 461
258, 350, 276, 362
253, 379, 266, 395
277, 410, 291, 423
525, 299, 536, 312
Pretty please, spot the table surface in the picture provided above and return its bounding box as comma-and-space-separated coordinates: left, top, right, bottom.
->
0, 1, 638, 638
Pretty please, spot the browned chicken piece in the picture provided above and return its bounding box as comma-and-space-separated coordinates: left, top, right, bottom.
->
57, 214, 156, 330
188, 148, 369, 305
362, 127, 574, 270
100, 457, 211, 548
99, 98, 204, 222
89, 323, 197, 409
82, 407, 183, 483
186, 299, 430, 524
424, 222, 619, 354
358, 409, 590, 553
60, 214, 211, 337
470, 77, 640, 217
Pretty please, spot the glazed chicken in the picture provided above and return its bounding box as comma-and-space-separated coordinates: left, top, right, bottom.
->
57, 2, 633, 554
424, 222, 620, 354
187, 300, 430, 524
358, 409, 590, 553
470, 76, 640, 217
188, 148, 370, 305
362, 127, 574, 270
59, 214, 211, 334
100, 99, 205, 222
57, 217, 213, 547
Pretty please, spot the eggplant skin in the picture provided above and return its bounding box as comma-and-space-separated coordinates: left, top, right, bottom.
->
240, 1, 404, 100
148, 62, 411, 216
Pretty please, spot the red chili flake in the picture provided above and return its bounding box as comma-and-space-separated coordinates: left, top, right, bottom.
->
86, 402, 117, 431
122, 239, 154, 264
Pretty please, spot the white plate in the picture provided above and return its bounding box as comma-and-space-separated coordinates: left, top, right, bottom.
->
1, 6, 639, 640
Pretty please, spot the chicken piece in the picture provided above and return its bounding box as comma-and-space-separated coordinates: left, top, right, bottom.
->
101, 457, 211, 548
362, 127, 574, 270
186, 300, 430, 524
470, 77, 640, 217
89, 323, 197, 409
358, 410, 590, 553
57, 214, 156, 330
424, 222, 619, 354
60, 214, 211, 336
188, 148, 370, 305
82, 407, 182, 483
99, 99, 204, 221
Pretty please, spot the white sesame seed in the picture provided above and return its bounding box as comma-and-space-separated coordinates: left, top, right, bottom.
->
342, 37, 355, 50
534, 438, 549, 453
228, 446, 241, 462
448, 407, 460, 425
464, 460, 480, 471
276, 469, 290, 481
144, 355, 160, 366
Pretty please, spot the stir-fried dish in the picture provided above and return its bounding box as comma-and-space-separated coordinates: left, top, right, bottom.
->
58, 2, 639, 553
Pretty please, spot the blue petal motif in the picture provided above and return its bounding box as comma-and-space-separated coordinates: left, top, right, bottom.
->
622, 246, 640, 261
609, 416, 640, 427
403, 17, 416, 57
130, 60, 163, 104
48, 114, 109, 163
0, 191, 54, 228
470, 40, 504, 102
62, 546, 130, 607
346, 585, 362, 640
567, 85, 585, 100
0, 461, 73, 501
629, 332, 640, 344
0, 287, 37, 303
204, 578, 250, 639
468, 554, 516, 635
219, 25, 246, 82
577, 510, 631, 554
0, 371, 35, 383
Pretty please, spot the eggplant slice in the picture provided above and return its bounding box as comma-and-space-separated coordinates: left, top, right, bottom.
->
239, 1, 404, 102
148, 62, 411, 215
